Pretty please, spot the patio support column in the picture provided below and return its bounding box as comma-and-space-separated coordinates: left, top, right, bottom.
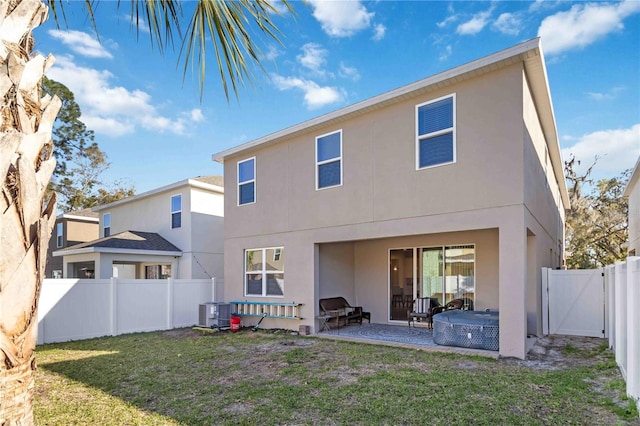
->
313, 243, 320, 334
498, 213, 527, 359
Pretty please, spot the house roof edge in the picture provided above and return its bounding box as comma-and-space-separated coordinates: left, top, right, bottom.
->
93, 178, 223, 212
211, 37, 543, 163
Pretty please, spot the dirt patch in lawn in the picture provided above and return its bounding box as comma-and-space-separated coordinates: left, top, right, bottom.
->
503, 334, 611, 370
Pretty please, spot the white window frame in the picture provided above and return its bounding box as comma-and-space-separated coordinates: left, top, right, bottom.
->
56, 222, 63, 248
415, 93, 456, 170
237, 157, 256, 206
244, 247, 284, 298
103, 212, 111, 238
171, 194, 182, 229
315, 129, 343, 190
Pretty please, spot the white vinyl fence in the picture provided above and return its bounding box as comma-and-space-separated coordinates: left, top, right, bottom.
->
37, 278, 222, 344
604, 257, 639, 409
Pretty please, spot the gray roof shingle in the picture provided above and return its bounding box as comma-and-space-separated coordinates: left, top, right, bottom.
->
193, 175, 224, 187
58, 231, 181, 253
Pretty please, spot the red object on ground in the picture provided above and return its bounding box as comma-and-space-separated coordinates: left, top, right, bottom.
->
230, 316, 241, 332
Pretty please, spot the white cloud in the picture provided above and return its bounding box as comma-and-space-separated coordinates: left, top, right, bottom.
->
308, 0, 374, 37
437, 14, 458, 28
267, 0, 290, 15
439, 45, 453, 62
297, 43, 328, 75
189, 109, 205, 122
587, 86, 625, 101
264, 45, 283, 61
372, 23, 386, 41
271, 74, 343, 109
561, 124, 640, 177
456, 7, 494, 35
47, 29, 113, 59
339, 62, 360, 81
46, 56, 199, 137
81, 116, 134, 137
492, 13, 522, 36
438, 4, 458, 28
538, 1, 640, 55
126, 14, 150, 34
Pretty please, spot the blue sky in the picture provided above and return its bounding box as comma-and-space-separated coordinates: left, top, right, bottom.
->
35, 0, 639, 195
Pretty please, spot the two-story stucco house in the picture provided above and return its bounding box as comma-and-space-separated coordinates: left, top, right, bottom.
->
54, 176, 224, 280
45, 209, 99, 278
624, 157, 640, 256
212, 38, 569, 359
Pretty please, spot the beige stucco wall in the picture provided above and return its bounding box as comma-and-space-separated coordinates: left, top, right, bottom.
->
66, 220, 99, 245
220, 60, 564, 358
521, 71, 566, 335
189, 187, 224, 279
627, 169, 640, 255
46, 218, 98, 278
101, 186, 192, 250
351, 230, 499, 326
225, 64, 525, 239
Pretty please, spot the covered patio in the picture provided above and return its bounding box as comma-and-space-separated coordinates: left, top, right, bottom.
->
316, 322, 506, 359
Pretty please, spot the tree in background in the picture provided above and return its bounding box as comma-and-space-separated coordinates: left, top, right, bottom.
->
41, 77, 95, 179
52, 145, 136, 211
564, 155, 629, 269
42, 77, 135, 211
0, 1, 293, 423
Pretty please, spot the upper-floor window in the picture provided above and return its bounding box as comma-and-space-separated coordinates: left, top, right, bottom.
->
316, 130, 342, 189
171, 194, 182, 229
238, 157, 256, 205
103, 213, 111, 237
416, 94, 455, 170
56, 222, 63, 248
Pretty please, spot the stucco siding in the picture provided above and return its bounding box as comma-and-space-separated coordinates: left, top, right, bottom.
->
224, 65, 529, 240
103, 186, 191, 251
628, 176, 640, 254
66, 220, 99, 245
319, 242, 356, 301
223, 205, 520, 328
353, 229, 499, 327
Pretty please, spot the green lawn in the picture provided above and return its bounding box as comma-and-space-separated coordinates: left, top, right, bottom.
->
34, 328, 638, 425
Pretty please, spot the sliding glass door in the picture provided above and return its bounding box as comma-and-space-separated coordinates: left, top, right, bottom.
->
420, 247, 444, 303
389, 245, 475, 322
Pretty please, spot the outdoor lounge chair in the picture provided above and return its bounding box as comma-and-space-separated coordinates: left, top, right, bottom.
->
432, 297, 474, 316
407, 297, 441, 329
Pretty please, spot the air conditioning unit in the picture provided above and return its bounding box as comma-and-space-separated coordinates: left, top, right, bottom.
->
198, 302, 231, 328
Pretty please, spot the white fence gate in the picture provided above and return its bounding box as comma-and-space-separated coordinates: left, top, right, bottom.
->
541, 268, 605, 338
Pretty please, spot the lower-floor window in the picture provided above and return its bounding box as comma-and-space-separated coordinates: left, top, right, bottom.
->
145, 264, 172, 279
245, 247, 284, 296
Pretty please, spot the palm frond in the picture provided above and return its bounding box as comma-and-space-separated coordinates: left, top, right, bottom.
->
181, 0, 295, 100
125, 0, 182, 53
47, 0, 296, 100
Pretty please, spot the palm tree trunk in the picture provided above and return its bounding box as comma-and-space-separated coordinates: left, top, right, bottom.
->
1, 0, 60, 423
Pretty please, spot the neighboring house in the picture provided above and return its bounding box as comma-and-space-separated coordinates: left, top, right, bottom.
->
54, 176, 224, 280
212, 38, 569, 359
624, 156, 640, 256
45, 209, 99, 278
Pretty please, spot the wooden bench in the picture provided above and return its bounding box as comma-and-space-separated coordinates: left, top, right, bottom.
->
319, 297, 370, 329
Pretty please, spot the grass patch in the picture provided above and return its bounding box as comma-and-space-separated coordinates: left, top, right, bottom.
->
34, 329, 635, 425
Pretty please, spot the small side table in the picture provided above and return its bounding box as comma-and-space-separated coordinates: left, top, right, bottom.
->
317, 314, 333, 332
